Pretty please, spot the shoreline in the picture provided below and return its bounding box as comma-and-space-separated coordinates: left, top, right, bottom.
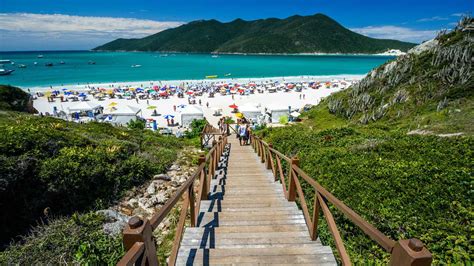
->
91, 49, 402, 57
28, 74, 366, 92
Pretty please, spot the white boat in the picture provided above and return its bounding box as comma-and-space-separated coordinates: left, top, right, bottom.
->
37, 55, 44, 58
131, 64, 142, 68
0, 60, 11, 64
18, 64, 27, 68
211, 55, 219, 58
0, 69, 14, 75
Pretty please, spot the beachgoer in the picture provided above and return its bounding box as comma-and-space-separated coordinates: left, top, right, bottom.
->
239, 125, 247, 146
245, 124, 250, 145
173, 105, 176, 112
206, 102, 209, 108
303, 94, 306, 99
199, 99, 202, 105
171, 118, 174, 126
235, 124, 240, 139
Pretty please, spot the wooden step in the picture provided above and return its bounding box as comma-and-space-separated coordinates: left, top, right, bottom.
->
176, 248, 336, 265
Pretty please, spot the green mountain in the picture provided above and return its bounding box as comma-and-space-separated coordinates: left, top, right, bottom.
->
94, 14, 415, 54
256, 17, 473, 264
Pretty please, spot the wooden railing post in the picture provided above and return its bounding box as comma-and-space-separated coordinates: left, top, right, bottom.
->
288, 156, 299, 201
122, 216, 158, 266
389, 239, 432, 266
311, 192, 321, 240
198, 155, 207, 201
188, 185, 196, 227
266, 144, 273, 170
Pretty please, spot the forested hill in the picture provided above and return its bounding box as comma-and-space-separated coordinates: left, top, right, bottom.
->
94, 13, 415, 54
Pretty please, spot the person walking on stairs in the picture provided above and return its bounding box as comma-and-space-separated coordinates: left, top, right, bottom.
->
239, 124, 247, 146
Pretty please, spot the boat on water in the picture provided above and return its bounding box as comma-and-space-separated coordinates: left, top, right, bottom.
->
0, 69, 14, 75
88, 61, 96, 65
37, 55, 44, 58
131, 64, 142, 68
60, 61, 65, 64
45, 62, 53, 67
211, 55, 219, 58
160, 54, 168, 57
18, 64, 27, 68
34, 62, 38, 65
224, 73, 232, 76
0, 60, 11, 64
206, 75, 218, 79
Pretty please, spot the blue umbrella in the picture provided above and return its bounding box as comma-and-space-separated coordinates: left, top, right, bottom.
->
163, 115, 174, 119
160, 87, 167, 91
177, 104, 186, 108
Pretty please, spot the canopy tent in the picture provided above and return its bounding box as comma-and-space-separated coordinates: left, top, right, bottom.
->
266, 104, 290, 123
68, 102, 101, 113
239, 104, 261, 120
103, 105, 140, 116
103, 105, 141, 125
180, 105, 204, 127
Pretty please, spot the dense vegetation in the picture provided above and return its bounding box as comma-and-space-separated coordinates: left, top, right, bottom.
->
94, 13, 415, 54
256, 18, 473, 264
0, 86, 194, 263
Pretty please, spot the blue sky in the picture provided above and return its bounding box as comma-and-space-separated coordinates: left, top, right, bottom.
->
0, 0, 471, 51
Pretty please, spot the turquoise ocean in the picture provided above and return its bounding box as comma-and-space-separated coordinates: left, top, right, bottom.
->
0, 51, 393, 88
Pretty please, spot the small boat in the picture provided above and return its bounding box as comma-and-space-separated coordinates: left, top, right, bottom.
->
88, 61, 96, 65
34, 62, 38, 65
0, 60, 11, 64
0, 69, 14, 75
160, 54, 168, 57
224, 73, 232, 76
206, 75, 218, 79
37, 55, 44, 58
60, 61, 65, 64
18, 64, 27, 68
131, 64, 142, 68
45, 62, 53, 67
211, 55, 219, 58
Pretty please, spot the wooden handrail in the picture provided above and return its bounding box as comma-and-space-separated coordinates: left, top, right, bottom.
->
118, 125, 227, 266
250, 134, 432, 266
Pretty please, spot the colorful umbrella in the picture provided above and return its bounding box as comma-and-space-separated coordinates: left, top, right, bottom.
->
163, 115, 174, 119
229, 104, 238, 109
108, 102, 118, 107
147, 105, 157, 109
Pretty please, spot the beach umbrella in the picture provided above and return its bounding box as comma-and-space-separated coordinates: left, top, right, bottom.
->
229, 104, 238, 109
108, 102, 118, 107
177, 104, 186, 108
79, 92, 86, 97
186, 91, 194, 95
235, 112, 244, 118
147, 105, 157, 110
163, 114, 174, 119
160, 87, 166, 91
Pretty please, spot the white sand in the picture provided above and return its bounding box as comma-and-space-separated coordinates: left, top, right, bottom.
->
32, 75, 364, 128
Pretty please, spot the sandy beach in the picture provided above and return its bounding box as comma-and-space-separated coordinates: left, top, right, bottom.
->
32, 74, 364, 128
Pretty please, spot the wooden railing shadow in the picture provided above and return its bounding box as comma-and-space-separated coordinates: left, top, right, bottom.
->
117, 125, 227, 266
250, 134, 433, 266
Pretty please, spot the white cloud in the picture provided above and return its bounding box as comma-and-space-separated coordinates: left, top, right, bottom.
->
451, 13, 464, 17
417, 16, 448, 22
350, 25, 438, 43
0, 13, 184, 51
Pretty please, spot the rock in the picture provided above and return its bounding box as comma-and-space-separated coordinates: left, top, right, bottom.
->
154, 174, 171, 181
97, 209, 129, 223
170, 181, 180, 187
146, 183, 156, 194
103, 221, 127, 236
127, 198, 138, 208
96, 209, 130, 236
169, 164, 181, 171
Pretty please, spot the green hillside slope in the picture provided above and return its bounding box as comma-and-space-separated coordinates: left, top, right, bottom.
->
256, 17, 473, 264
94, 14, 415, 54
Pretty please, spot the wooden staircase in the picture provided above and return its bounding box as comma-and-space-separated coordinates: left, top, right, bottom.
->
176, 136, 337, 265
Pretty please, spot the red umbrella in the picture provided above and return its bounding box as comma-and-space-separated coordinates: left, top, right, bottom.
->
229, 104, 238, 109
186, 91, 194, 95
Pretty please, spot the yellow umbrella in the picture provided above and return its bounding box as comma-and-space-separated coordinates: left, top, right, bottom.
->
235, 112, 244, 118
106, 89, 114, 95
108, 102, 118, 107
147, 105, 157, 109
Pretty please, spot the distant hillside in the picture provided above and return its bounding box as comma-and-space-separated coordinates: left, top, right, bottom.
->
321, 16, 473, 133
94, 14, 415, 54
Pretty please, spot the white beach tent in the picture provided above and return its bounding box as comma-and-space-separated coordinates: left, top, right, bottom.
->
103, 105, 141, 125
266, 104, 290, 123
180, 105, 204, 127
68, 101, 102, 114
239, 104, 261, 121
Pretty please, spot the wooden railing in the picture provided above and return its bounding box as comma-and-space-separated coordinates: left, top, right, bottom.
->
117, 130, 227, 266
200, 123, 224, 148
250, 134, 432, 266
